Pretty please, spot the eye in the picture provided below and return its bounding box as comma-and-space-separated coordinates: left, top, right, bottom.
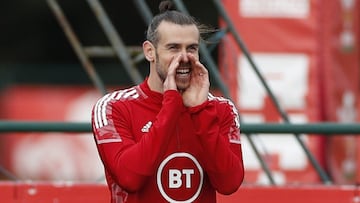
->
167, 44, 179, 51
188, 45, 198, 53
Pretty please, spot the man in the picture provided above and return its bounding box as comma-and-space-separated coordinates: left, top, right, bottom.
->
91, 1, 244, 202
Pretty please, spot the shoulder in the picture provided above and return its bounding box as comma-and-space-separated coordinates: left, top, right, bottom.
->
93, 86, 142, 111
208, 93, 236, 108
208, 93, 240, 127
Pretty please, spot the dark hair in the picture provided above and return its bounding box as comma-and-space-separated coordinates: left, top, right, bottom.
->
146, 0, 214, 45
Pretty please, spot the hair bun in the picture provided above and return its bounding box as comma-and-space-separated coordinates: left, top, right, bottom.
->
159, 0, 176, 13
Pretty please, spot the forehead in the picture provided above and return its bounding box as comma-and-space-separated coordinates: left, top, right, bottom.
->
157, 21, 200, 45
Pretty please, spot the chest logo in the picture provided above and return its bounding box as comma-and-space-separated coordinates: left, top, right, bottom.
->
141, 121, 152, 132
157, 152, 203, 203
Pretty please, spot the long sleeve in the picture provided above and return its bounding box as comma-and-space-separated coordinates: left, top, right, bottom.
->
92, 90, 183, 192
189, 99, 244, 195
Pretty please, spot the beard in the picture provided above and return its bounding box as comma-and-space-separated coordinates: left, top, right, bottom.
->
155, 59, 167, 82
155, 53, 191, 91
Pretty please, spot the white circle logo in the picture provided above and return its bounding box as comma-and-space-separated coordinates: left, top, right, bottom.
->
157, 152, 203, 203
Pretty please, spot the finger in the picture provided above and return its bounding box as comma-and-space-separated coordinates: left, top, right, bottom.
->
187, 53, 198, 68
195, 61, 207, 73
187, 54, 207, 75
164, 54, 185, 91
168, 54, 182, 76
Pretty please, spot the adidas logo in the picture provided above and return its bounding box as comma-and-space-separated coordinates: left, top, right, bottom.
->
141, 121, 152, 132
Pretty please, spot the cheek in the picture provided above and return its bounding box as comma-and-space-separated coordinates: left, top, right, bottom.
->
155, 57, 169, 74
158, 54, 175, 67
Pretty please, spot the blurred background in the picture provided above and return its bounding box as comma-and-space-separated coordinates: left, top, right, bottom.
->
0, 0, 360, 190
0, 0, 218, 87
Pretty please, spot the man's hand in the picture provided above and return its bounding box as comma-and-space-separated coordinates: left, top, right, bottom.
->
163, 54, 182, 91
182, 54, 210, 107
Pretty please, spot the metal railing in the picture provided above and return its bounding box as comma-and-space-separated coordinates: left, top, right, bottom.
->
1, 121, 360, 134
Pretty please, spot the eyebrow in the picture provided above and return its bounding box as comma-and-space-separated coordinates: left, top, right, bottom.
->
165, 42, 199, 48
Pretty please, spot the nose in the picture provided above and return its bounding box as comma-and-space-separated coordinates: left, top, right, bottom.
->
180, 52, 189, 62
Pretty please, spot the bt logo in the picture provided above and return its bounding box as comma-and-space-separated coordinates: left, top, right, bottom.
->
157, 152, 203, 203
169, 169, 194, 188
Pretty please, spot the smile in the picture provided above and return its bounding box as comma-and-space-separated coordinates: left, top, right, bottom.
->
176, 69, 190, 74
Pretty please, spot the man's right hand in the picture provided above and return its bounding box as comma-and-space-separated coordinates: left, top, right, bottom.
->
163, 54, 182, 91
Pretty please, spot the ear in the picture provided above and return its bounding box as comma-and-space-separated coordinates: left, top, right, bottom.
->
143, 40, 155, 62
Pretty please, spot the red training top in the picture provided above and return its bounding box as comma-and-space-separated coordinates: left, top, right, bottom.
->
91, 79, 244, 203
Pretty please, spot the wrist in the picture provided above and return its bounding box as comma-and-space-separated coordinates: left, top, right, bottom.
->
188, 100, 210, 114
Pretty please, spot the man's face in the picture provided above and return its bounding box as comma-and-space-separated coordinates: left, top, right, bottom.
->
154, 21, 200, 91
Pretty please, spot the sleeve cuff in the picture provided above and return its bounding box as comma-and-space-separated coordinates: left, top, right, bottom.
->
188, 100, 211, 114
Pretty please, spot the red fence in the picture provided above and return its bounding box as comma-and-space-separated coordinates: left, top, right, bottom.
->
219, 0, 360, 184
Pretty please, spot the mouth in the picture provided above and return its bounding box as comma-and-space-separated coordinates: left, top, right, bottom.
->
176, 68, 191, 75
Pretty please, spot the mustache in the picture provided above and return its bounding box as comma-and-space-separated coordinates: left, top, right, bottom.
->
178, 62, 191, 67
